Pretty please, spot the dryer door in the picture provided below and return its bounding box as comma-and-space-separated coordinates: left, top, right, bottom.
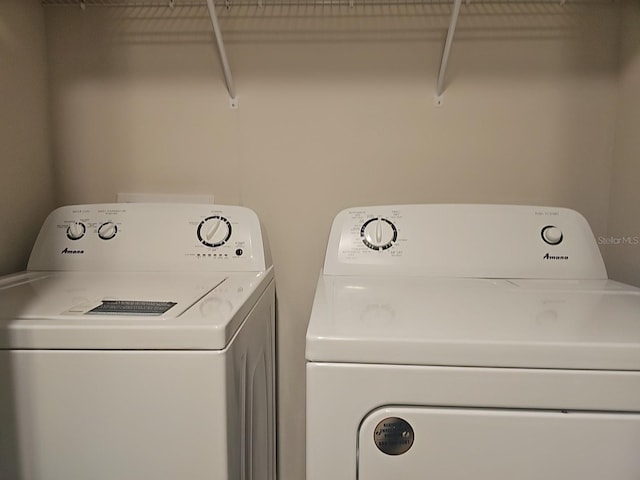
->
358, 406, 640, 480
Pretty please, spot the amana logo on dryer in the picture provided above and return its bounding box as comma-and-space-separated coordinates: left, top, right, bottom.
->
543, 253, 568, 260
61, 247, 85, 255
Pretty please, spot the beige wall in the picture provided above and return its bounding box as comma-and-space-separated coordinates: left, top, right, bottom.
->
606, 0, 640, 287
43, 4, 620, 479
0, 0, 55, 276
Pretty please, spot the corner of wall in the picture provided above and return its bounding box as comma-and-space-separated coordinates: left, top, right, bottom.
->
604, 0, 640, 286
0, 0, 56, 275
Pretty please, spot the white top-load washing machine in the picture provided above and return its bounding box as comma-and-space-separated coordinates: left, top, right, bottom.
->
0, 203, 275, 480
306, 204, 640, 480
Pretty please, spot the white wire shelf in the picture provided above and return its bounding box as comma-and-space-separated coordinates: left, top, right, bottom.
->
40, 0, 614, 108
41, 0, 610, 6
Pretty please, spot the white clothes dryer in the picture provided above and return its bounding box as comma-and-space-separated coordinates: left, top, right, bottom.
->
306, 204, 640, 480
0, 203, 276, 480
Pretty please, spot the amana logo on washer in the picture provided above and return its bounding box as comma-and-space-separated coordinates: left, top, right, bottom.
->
61, 247, 85, 255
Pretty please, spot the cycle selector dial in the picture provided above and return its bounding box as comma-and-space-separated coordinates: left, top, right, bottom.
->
98, 222, 118, 240
66, 222, 86, 240
198, 216, 232, 247
361, 217, 398, 251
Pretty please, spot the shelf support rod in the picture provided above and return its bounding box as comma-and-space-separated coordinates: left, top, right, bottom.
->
205, 0, 238, 108
435, 0, 463, 105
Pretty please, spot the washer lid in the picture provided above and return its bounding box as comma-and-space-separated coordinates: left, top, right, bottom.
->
0, 269, 272, 350
306, 275, 640, 371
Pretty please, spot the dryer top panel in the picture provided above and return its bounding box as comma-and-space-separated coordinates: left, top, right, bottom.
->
323, 204, 606, 279
27, 203, 271, 273
306, 275, 640, 370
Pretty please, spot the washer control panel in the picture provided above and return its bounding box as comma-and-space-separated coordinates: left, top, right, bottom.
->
324, 204, 607, 279
28, 203, 270, 272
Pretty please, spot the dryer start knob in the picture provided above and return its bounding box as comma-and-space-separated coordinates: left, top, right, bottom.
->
542, 226, 563, 245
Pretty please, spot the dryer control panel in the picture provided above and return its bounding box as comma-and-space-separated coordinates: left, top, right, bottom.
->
28, 203, 271, 272
324, 204, 607, 279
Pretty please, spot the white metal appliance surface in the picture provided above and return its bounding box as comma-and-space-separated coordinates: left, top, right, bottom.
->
306, 204, 640, 480
0, 203, 276, 480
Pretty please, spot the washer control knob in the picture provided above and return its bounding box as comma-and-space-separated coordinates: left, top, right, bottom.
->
198, 216, 232, 247
66, 222, 86, 240
98, 222, 118, 240
361, 217, 398, 251
541, 226, 563, 245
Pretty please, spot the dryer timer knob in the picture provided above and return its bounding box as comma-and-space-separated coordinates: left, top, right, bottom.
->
361, 217, 398, 251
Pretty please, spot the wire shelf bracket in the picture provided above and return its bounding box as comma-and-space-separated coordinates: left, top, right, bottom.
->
434, 0, 462, 107
205, 0, 238, 108
55, 0, 238, 107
